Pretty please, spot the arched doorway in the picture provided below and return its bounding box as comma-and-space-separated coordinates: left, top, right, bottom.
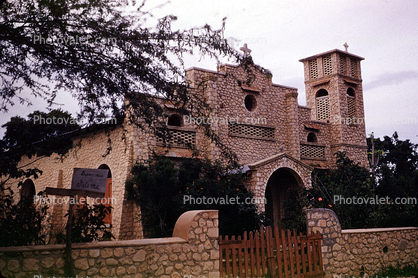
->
265, 168, 302, 226
20, 179, 36, 204
98, 164, 112, 224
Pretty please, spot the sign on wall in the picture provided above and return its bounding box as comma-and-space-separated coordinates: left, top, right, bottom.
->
70, 168, 109, 194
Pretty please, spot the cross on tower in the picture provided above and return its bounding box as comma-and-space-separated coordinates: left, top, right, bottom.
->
344, 42, 349, 52
240, 43, 252, 57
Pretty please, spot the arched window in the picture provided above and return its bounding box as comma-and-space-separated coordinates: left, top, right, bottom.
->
316, 89, 330, 121
20, 179, 35, 204
98, 164, 112, 225
307, 132, 317, 143
167, 114, 183, 127
347, 88, 356, 120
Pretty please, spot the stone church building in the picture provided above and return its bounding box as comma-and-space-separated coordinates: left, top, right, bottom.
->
7, 47, 368, 240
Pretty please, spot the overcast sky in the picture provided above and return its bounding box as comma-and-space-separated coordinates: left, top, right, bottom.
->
2, 0, 417, 144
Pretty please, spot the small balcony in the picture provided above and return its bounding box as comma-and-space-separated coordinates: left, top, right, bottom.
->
300, 142, 326, 160
156, 126, 196, 148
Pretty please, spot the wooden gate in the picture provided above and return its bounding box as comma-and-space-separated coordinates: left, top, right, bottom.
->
219, 226, 324, 278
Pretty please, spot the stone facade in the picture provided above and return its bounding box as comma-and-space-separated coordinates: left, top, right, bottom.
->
3, 48, 370, 238
300, 50, 368, 167
306, 208, 418, 277
0, 210, 219, 278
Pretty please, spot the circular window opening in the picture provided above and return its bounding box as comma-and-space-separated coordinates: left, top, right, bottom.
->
244, 94, 257, 111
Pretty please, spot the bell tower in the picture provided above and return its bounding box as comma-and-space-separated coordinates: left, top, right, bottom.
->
299, 46, 368, 166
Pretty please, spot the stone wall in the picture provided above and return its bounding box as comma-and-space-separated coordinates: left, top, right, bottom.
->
186, 65, 300, 166
306, 208, 418, 277
0, 210, 219, 278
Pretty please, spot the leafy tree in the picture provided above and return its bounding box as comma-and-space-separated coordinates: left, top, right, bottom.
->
367, 132, 418, 227
0, 0, 267, 185
0, 0, 238, 118
368, 132, 418, 179
126, 157, 265, 237
303, 135, 418, 230
307, 151, 374, 229
0, 109, 80, 186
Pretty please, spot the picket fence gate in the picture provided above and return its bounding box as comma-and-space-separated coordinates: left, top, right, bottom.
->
219, 226, 324, 278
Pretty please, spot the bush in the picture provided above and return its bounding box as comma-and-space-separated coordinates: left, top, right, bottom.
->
126, 157, 265, 237
0, 187, 49, 247
55, 203, 114, 243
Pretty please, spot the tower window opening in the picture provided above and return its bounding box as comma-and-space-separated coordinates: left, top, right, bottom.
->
316, 89, 330, 122
309, 59, 318, 79
340, 55, 346, 75
350, 58, 357, 77
323, 55, 332, 75
347, 88, 356, 121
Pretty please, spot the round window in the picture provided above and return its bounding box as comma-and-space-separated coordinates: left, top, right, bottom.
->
244, 94, 257, 111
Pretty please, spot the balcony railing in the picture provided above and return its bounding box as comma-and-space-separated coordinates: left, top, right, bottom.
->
300, 143, 326, 160
156, 127, 196, 148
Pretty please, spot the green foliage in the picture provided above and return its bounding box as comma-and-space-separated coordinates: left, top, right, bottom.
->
126, 157, 265, 237
305, 135, 418, 229
0, 109, 80, 181
368, 132, 418, 178
0, 187, 49, 247
125, 159, 178, 237
55, 204, 114, 243
368, 132, 418, 227
308, 151, 374, 229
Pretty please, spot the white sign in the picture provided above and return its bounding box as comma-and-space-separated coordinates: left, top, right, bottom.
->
71, 168, 109, 193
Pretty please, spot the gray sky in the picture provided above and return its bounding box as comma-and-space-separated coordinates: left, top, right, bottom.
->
2, 0, 418, 144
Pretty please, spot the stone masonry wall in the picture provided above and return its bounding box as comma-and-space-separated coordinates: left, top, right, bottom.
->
301, 50, 368, 168
0, 210, 219, 278
186, 65, 300, 166
306, 208, 418, 278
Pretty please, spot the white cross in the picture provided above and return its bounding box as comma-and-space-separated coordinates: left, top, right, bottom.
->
240, 43, 252, 57
344, 42, 349, 52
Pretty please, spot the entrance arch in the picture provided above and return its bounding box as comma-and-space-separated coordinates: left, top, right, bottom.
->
265, 168, 303, 226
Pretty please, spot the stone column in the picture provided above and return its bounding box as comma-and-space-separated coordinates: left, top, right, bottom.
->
285, 91, 300, 159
